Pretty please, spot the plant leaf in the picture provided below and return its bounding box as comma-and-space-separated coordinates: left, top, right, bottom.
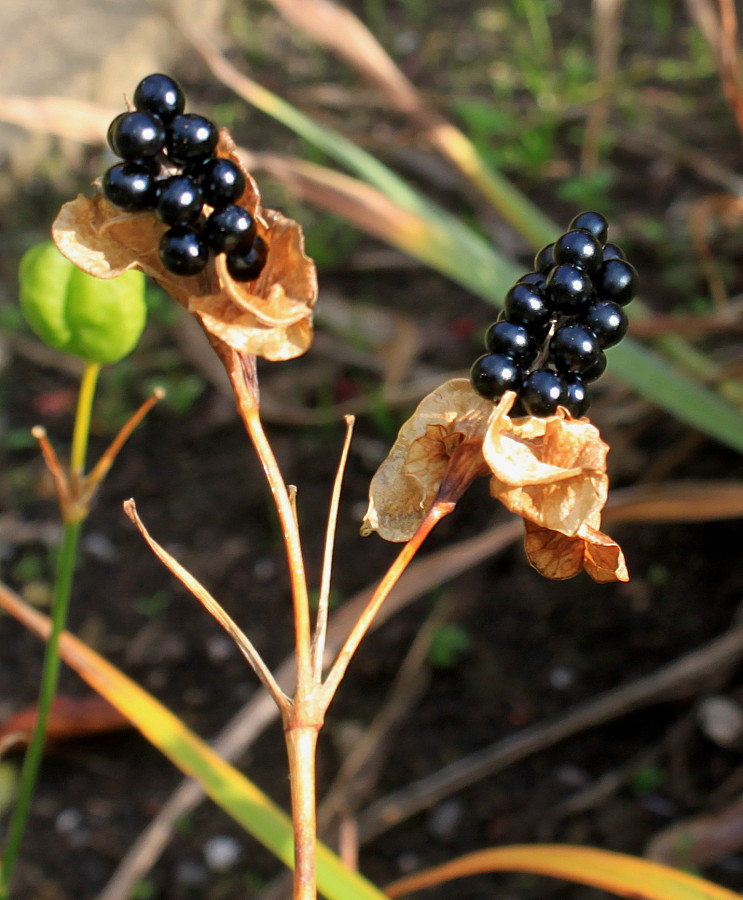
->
384, 844, 743, 899
0, 582, 389, 900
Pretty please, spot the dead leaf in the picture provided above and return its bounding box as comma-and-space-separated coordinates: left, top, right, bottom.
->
0, 694, 130, 746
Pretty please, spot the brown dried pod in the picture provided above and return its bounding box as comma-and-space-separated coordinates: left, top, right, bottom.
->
52, 131, 317, 362
363, 380, 628, 583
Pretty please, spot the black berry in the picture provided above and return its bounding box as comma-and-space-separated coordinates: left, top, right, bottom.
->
553, 229, 603, 275
534, 242, 556, 273
602, 242, 626, 261
582, 349, 607, 383
226, 235, 269, 282
108, 111, 165, 159
191, 158, 246, 208
545, 264, 594, 315
562, 373, 591, 417
519, 369, 567, 417
159, 226, 209, 275
504, 282, 552, 334
166, 114, 219, 164
134, 74, 185, 123
568, 211, 608, 245
517, 271, 548, 291
580, 300, 628, 348
155, 175, 204, 226
484, 320, 536, 365
594, 259, 638, 306
549, 324, 601, 374
103, 162, 157, 211
470, 353, 523, 401
204, 205, 257, 254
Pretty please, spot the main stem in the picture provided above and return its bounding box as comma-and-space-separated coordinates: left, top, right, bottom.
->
0, 520, 82, 898
285, 720, 321, 900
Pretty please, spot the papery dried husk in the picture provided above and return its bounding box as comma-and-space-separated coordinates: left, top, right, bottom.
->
523, 517, 629, 583
361, 378, 492, 541
484, 400, 609, 537
51, 131, 317, 361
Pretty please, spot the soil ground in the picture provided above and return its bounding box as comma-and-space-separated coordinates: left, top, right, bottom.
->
3, 2, 743, 899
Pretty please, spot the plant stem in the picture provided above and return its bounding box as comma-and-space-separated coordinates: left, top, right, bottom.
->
321, 501, 453, 707
0, 519, 82, 899
70, 362, 100, 478
0, 363, 99, 896
285, 721, 321, 900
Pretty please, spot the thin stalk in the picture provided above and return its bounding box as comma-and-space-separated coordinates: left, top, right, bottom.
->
312, 415, 355, 681
0, 519, 83, 899
69, 362, 100, 478
236, 396, 313, 695
321, 501, 453, 707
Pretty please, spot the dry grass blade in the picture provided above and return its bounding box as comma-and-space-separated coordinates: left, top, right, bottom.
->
97, 480, 743, 899
686, 0, 743, 144
0, 95, 112, 143
261, 0, 556, 245
581, 0, 625, 173
265, 0, 422, 117
357, 621, 743, 843
239, 149, 431, 259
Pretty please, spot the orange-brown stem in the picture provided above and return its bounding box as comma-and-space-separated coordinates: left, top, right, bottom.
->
284, 712, 322, 900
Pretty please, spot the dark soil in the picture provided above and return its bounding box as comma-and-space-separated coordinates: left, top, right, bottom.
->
3, 3, 743, 900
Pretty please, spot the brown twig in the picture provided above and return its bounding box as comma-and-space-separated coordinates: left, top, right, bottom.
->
356, 622, 743, 842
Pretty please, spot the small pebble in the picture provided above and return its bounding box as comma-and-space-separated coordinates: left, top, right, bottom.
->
426, 798, 464, 842
549, 665, 576, 690
203, 834, 242, 872
698, 696, 743, 748
176, 859, 209, 887
55, 808, 82, 834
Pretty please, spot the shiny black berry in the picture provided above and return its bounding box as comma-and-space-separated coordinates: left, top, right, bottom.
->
107, 111, 165, 159
553, 229, 603, 275
504, 282, 552, 334
545, 264, 594, 315
580, 300, 628, 348
191, 158, 246, 208
226, 235, 269, 282
155, 175, 204, 226
582, 349, 607, 383
484, 320, 536, 365
602, 242, 626, 262
517, 271, 548, 291
562, 373, 591, 417
534, 242, 556, 273
470, 353, 523, 401
134, 74, 185, 123
159, 226, 209, 275
594, 259, 638, 305
519, 369, 566, 417
203, 205, 257, 253
103, 162, 157, 211
166, 114, 219, 164
549, 324, 601, 374
568, 211, 608, 245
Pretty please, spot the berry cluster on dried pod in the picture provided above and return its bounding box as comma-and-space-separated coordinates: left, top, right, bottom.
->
471, 211, 638, 418
104, 74, 266, 282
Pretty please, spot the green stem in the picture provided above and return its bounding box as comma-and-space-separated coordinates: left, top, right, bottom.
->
1, 362, 98, 897
70, 362, 100, 477
0, 520, 83, 898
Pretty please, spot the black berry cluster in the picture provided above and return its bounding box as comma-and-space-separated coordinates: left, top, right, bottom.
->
103, 74, 268, 281
470, 211, 638, 418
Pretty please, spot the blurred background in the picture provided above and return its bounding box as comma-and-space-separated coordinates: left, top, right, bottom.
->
3, 1, 743, 898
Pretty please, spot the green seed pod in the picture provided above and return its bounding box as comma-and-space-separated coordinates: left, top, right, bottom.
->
19, 241, 146, 365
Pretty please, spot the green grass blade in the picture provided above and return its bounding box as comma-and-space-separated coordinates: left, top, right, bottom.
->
0, 584, 389, 900
188, 26, 743, 452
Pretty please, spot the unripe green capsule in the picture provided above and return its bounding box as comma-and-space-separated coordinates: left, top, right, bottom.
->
19, 241, 146, 365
